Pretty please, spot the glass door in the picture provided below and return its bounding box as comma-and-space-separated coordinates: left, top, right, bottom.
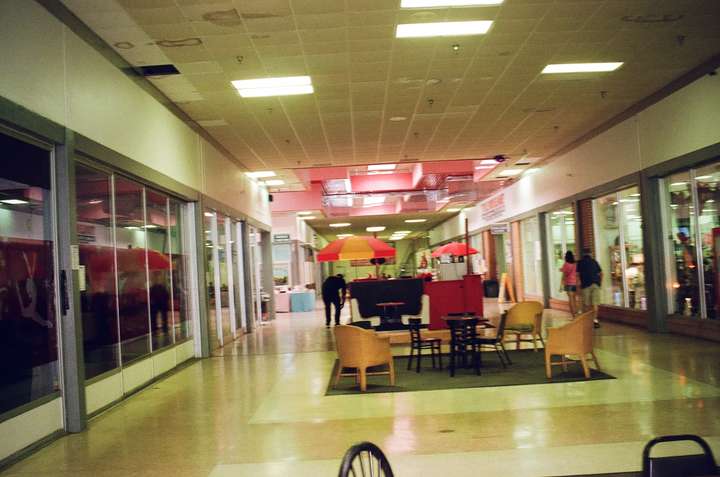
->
233, 221, 247, 332
547, 206, 576, 300
0, 131, 59, 415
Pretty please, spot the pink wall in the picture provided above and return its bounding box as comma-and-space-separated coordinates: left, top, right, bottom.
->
271, 183, 323, 212
350, 173, 413, 192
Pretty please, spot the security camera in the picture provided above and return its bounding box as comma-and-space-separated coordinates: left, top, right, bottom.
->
493, 154, 507, 163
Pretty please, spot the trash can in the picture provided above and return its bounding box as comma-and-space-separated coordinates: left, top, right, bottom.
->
484, 279, 499, 298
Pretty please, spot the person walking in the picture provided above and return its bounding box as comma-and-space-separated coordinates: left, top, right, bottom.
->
560, 251, 579, 316
321, 274, 346, 327
577, 248, 603, 327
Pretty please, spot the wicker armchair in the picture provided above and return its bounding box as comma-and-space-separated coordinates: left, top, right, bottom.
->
334, 325, 395, 391
545, 311, 600, 379
504, 301, 545, 351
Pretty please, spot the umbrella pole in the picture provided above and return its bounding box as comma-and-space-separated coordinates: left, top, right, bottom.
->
465, 217, 472, 276
373, 232, 380, 279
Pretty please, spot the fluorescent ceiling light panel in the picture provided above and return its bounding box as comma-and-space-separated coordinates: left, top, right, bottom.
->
446, 208, 461, 212
263, 179, 285, 186
542, 62, 623, 74
401, 0, 503, 6
232, 76, 314, 98
337, 234, 354, 238
367, 164, 397, 171
498, 169, 523, 176
329, 222, 351, 228
298, 216, 316, 220
366, 226, 386, 232
246, 171, 276, 178
480, 159, 498, 165
405, 218, 427, 223
0, 199, 28, 205
297, 211, 313, 215
394, 231, 411, 235
204, 211, 215, 217
396, 21, 493, 38
363, 196, 386, 206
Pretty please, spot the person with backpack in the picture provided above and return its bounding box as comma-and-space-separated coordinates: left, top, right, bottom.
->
576, 248, 602, 328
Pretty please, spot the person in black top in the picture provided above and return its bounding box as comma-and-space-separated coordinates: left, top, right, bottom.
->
321, 274, 346, 327
576, 248, 602, 327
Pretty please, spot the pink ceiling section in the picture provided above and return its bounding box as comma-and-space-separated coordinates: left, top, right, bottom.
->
350, 173, 414, 193
273, 160, 503, 216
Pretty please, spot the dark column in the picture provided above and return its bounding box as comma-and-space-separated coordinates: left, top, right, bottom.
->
538, 212, 551, 309
640, 174, 668, 332
56, 130, 86, 432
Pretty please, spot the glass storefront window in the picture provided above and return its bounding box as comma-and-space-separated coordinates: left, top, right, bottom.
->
694, 164, 720, 319
521, 216, 543, 297
593, 186, 646, 310
666, 172, 700, 317
146, 191, 173, 351
203, 210, 221, 350
76, 165, 119, 379
114, 177, 150, 363
169, 199, 191, 342
0, 132, 59, 414
547, 206, 576, 300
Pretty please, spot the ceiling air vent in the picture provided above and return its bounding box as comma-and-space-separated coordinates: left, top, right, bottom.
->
136, 64, 180, 77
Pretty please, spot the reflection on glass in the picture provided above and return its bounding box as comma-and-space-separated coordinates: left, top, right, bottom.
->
619, 187, 646, 309
76, 165, 119, 379
169, 199, 191, 341
593, 187, 646, 309
521, 217, 542, 296
114, 177, 150, 362
204, 210, 220, 350
146, 190, 172, 351
217, 215, 231, 342
695, 164, 720, 319
548, 206, 576, 300
667, 172, 699, 317
0, 133, 58, 414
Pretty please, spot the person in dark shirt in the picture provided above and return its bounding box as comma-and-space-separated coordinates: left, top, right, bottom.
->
321, 274, 346, 327
576, 248, 602, 327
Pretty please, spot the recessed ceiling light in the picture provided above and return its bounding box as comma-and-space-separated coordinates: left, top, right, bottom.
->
389, 116, 407, 122
396, 21, 493, 38
246, 171, 276, 178
394, 231, 411, 234
125, 226, 140, 230
480, 159, 498, 165
498, 169, 523, 177
0, 199, 28, 205
541, 62, 623, 74
87, 199, 103, 205
337, 234, 354, 239
204, 211, 215, 217
695, 175, 713, 180
368, 164, 396, 171
144, 225, 158, 229
401, 0, 503, 6
264, 179, 285, 186
329, 222, 351, 228
231, 76, 314, 97
366, 226, 386, 232
446, 208, 461, 212
299, 216, 316, 220
405, 218, 427, 223
297, 211, 313, 215
670, 182, 687, 187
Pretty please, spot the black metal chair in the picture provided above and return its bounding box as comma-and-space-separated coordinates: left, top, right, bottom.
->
642, 434, 718, 477
470, 311, 511, 368
407, 318, 442, 372
447, 318, 480, 377
338, 441, 394, 477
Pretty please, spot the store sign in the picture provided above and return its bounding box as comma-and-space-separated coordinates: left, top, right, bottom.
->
490, 223, 509, 235
273, 233, 291, 243
480, 193, 505, 221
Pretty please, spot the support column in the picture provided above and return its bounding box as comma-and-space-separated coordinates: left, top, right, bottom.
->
538, 212, 551, 309
241, 222, 255, 333
55, 130, 86, 432
260, 230, 276, 321
192, 201, 210, 358
640, 173, 668, 332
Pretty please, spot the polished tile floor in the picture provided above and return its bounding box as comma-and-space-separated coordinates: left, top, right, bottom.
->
3, 304, 719, 476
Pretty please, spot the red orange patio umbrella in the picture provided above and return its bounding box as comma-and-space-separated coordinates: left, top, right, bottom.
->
317, 236, 396, 262
431, 242, 478, 258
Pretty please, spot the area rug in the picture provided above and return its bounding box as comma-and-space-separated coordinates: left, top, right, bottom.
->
326, 350, 615, 396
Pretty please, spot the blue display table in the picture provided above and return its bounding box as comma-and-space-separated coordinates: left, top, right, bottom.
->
290, 291, 316, 312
